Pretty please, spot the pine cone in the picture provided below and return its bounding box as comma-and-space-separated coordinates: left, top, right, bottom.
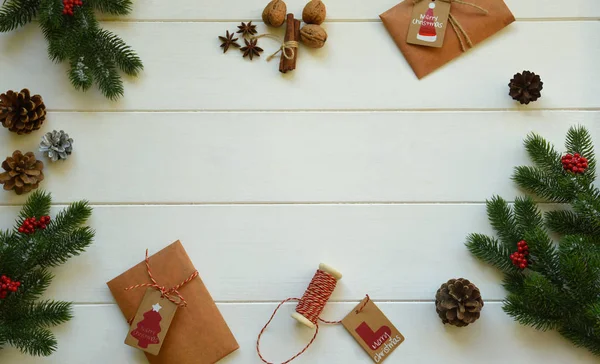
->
508, 71, 543, 105
435, 278, 484, 327
40, 130, 73, 162
0, 89, 47, 134
0, 151, 44, 195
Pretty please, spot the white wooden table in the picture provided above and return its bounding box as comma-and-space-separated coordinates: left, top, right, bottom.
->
1, 1, 599, 363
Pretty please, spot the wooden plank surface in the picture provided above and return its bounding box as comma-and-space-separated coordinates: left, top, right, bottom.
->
100, 0, 600, 20
0, 203, 576, 303
0, 112, 596, 205
3, 303, 597, 363
0, 22, 598, 110
0, 0, 598, 362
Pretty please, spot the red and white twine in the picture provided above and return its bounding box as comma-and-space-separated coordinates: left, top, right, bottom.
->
256, 269, 369, 364
124, 249, 198, 307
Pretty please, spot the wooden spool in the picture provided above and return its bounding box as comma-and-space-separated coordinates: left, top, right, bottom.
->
291, 263, 343, 329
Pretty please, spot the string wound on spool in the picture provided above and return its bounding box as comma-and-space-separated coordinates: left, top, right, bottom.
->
256, 263, 343, 364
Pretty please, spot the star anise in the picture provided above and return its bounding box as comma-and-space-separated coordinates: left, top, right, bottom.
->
237, 21, 257, 37
218, 30, 240, 53
240, 39, 264, 60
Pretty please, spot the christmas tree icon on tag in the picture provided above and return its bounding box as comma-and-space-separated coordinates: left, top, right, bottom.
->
125, 288, 178, 356
131, 303, 163, 348
417, 1, 437, 42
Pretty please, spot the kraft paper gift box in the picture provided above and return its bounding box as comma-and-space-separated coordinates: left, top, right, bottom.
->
380, 0, 515, 79
107, 240, 239, 364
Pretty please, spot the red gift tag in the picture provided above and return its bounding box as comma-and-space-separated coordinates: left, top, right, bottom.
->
407, 0, 451, 48
341, 297, 405, 363
125, 288, 178, 356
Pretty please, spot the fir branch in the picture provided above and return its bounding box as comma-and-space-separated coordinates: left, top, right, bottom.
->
6, 326, 57, 356
0, 191, 94, 356
559, 326, 600, 356
68, 55, 94, 91
465, 233, 514, 273
522, 227, 559, 283
45, 200, 92, 237
87, 0, 132, 15
96, 29, 143, 76
513, 196, 544, 232
38, 0, 62, 29
2, 0, 140, 99
502, 270, 525, 293
573, 188, 600, 233
91, 49, 124, 100
546, 210, 600, 237
0, 0, 40, 32
558, 236, 600, 303
13, 300, 73, 328
504, 272, 564, 331
13, 268, 53, 303
36, 226, 94, 268
17, 190, 51, 229
523, 132, 563, 175
486, 196, 521, 248
513, 166, 575, 203
468, 126, 600, 356
565, 125, 597, 184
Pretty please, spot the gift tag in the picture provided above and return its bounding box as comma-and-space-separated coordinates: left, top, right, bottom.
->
125, 288, 178, 355
407, 0, 451, 48
341, 297, 405, 363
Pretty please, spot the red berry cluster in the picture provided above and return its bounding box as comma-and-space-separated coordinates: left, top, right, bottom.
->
0, 275, 21, 299
62, 0, 83, 16
561, 153, 588, 174
18, 216, 51, 234
510, 240, 530, 270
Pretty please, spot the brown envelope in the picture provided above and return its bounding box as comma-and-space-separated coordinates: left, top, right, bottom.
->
380, 0, 515, 79
107, 241, 239, 364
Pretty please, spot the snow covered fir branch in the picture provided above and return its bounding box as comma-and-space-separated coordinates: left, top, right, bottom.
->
0, 0, 143, 99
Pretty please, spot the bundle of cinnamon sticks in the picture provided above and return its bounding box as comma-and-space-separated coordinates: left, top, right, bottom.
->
279, 13, 300, 73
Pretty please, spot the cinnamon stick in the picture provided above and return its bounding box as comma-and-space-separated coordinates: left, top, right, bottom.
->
279, 13, 300, 73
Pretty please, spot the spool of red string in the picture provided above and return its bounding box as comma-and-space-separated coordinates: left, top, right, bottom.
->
291, 263, 342, 328
256, 263, 343, 364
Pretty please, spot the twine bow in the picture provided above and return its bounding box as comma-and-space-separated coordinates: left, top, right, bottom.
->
413, 0, 488, 52
250, 34, 299, 61
124, 249, 198, 307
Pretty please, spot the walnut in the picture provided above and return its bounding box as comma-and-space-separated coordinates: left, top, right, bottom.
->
262, 0, 287, 28
299, 24, 327, 48
302, 0, 326, 25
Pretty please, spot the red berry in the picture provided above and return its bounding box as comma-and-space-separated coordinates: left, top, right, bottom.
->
519, 264, 526, 269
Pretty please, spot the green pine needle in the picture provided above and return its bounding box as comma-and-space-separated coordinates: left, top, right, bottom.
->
97, 29, 143, 76
565, 126, 596, 177
523, 132, 563, 175
466, 233, 514, 273
467, 126, 600, 355
1, 0, 141, 99
513, 196, 544, 233
0, 191, 94, 356
87, 0, 132, 15
485, 196, 521, 248
0, 0, 40, 32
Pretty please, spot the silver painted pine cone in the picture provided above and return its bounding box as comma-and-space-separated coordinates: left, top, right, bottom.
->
40, 130, 73, 162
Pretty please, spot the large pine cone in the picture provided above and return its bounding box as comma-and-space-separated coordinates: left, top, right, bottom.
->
435, 278, 484, 327
0, 89, 47, 134
508, 71, 543, 105
0, 151, 44, 195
